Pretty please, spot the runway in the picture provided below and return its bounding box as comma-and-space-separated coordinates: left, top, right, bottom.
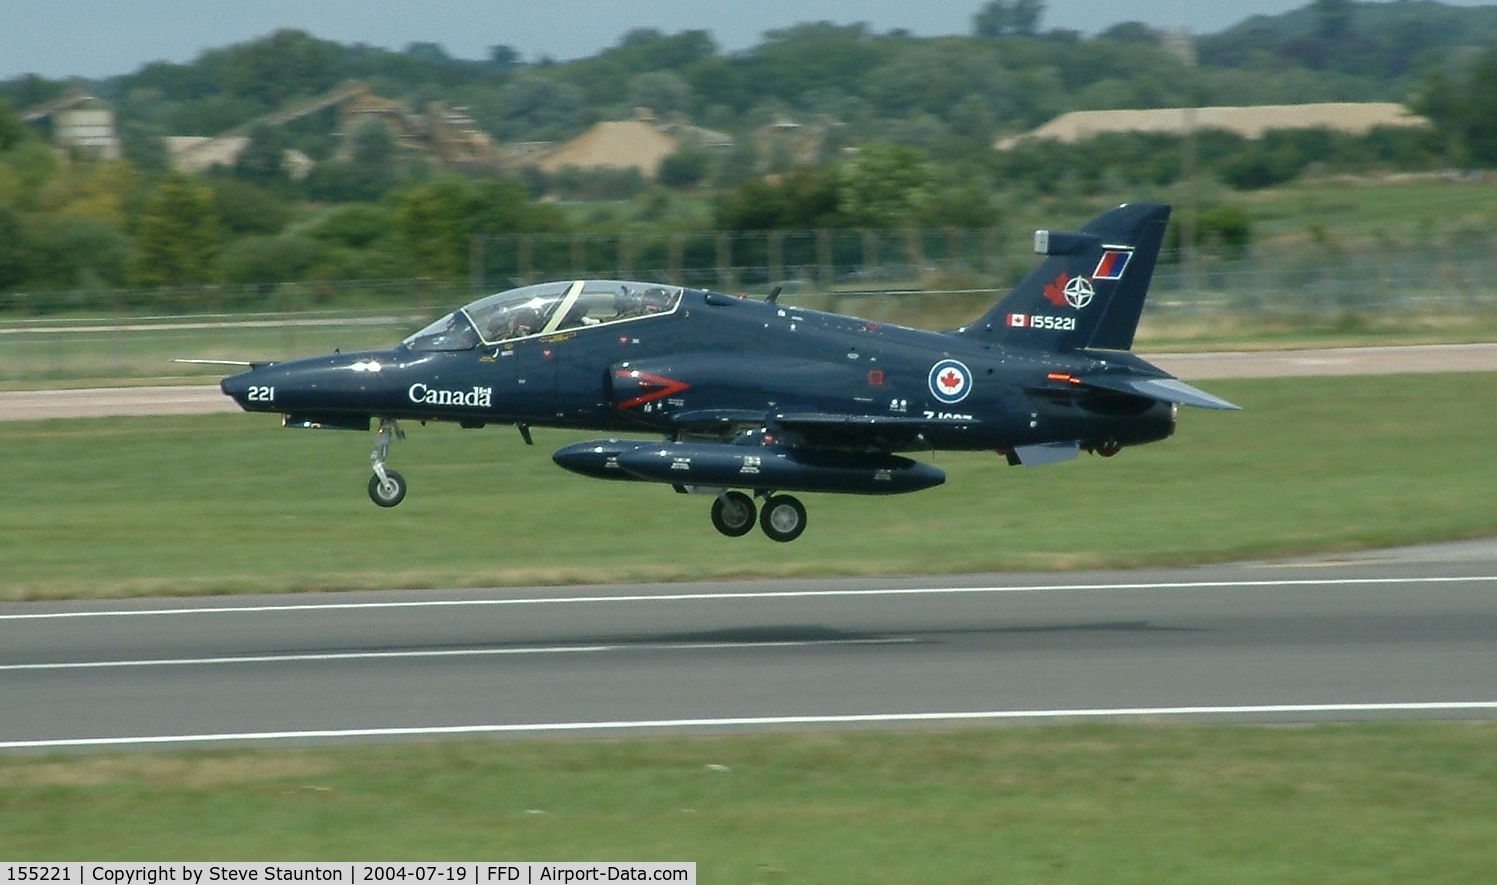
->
3, 544, 1495, 749
1, 343, 1495, 420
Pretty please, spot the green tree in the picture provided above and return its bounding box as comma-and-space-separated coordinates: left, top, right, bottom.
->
17, 214, 130, 289
495, 77, 587, 141
657, 146, 712, 189
205, 29, 345, 110
396, 176, 566, 277
626, 72, 694, 117
1314, 0, 1354, 41
304, 122, 402, 203
713, 165, 842, 230
974, 0, 1045, 37
130, 175, 220, 287
0, 205, 27, 290
1459, 49, 1497, 166
309, 203, 398, 250
1198, 205, 1253, 257
219, 234, 322, 284
1411, 72, 1463, 136
839, 143, 937, 229
0, 99, 27, 152
233, 124, 290, 185
208, 178, 291, 236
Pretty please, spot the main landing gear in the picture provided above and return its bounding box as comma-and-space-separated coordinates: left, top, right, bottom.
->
710, 490, 808, 542
367, 418, 407, 507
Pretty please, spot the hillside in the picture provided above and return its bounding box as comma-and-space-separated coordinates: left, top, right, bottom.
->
1, 1, 1494, 297
4, 1, 1495, 170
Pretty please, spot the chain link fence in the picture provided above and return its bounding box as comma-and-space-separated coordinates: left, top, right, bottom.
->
2, 228, 1494, 386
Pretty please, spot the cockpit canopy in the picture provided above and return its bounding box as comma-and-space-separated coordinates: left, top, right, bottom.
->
402, 280, 683, 352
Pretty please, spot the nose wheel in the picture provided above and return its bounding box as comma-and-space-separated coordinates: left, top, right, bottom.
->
368, 469, 407, 507
368, 418, 407, 508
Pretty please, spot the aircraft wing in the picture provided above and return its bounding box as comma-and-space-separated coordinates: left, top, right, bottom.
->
770, 412, 980, 450
771, 412, 980, 429
1076, 374, 1241, 410
665, 409, 978, 449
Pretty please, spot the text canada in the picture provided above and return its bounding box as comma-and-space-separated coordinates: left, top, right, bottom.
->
407, 384, 493, 408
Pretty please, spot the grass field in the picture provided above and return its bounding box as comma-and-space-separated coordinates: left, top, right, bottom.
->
4, 370, 1495, 878
3, 723, 1496, 881
1, 373, 1494, 600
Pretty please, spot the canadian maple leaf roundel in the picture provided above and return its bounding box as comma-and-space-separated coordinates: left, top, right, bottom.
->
1042, 273, 1070, 307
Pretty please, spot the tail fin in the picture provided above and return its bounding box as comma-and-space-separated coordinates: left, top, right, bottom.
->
959, 202, 1169, 353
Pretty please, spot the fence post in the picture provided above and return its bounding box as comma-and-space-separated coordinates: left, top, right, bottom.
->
816, 229, 832, 291
619, 232, 633, 279
669, 233, 684, 286
769, 230, 784, 287
983, 227, 1000, 287
717, 231, 734, 292
905, 229, 923, 284
571, 234, 586, 277
469, 236, 483, 293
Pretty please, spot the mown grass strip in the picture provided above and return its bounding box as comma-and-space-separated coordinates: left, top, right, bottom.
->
2, 723, 1495, 882
1, 373, 1494, 600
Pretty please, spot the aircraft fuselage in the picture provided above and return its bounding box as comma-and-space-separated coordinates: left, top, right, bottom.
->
222, 289, 1175, 454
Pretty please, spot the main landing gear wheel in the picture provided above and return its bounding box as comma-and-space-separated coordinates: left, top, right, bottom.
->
711, 491, 757, 537
760, 494, 807, 543
368, 469, 407, 507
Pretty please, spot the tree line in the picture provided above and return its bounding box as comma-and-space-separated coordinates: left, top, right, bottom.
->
2, 1, 1497, 295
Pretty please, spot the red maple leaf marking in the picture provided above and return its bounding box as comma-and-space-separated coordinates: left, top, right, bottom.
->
1042, 273, 1070, 307
940, 369, 963, 390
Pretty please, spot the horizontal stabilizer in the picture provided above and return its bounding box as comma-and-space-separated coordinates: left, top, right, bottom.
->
1079, 375, 1241, 410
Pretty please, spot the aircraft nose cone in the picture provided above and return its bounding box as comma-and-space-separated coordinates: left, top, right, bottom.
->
220, 370, 254, 409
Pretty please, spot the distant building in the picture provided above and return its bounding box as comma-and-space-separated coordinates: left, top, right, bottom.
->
754, 116, 835, 169
164, 136, 314, 179
996, 102, 1429, 150
163, 81, 501, 178
532, 109, 733, 180
22, 92, 122, 160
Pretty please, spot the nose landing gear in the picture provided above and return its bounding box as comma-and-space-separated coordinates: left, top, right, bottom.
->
368, 418, 407, 507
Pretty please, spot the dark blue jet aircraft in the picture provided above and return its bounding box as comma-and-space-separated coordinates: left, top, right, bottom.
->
219, 202, 1237, 542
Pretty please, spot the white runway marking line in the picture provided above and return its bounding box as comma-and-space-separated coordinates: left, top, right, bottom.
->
0, 638, 918, 672
5, 702, 1497, 749
2, 575, 1494, 621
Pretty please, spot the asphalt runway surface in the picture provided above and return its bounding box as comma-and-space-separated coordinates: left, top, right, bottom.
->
3, 544, 1496, 750
2, 343, 1496, 421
